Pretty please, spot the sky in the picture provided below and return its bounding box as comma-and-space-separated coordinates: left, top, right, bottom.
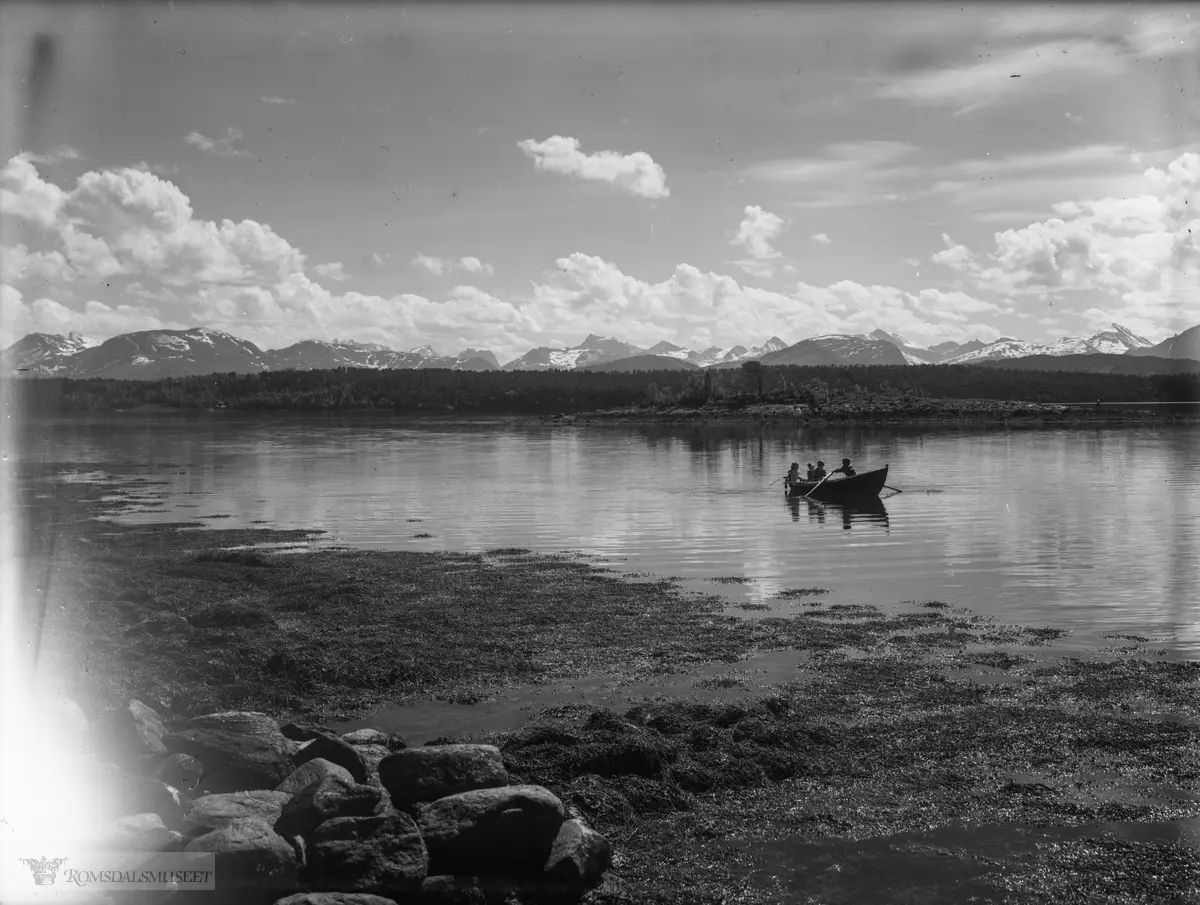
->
0, 2, 1198, 363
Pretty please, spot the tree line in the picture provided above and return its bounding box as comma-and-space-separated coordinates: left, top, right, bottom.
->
6, 363, 1198, 414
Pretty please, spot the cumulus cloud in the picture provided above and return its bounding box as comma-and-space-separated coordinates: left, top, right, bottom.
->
517, 135, 669, 199
1, 283, 175, 347
133, 161, 180, 177
260, 96, 296, 105
413, 254, 494, 276
185, 127, 250, 157
313, 262, 347, 281
12, 147, 1185, 362
528, 253, 1003, 351
811, 233, 831, 245
458, 256, 494, 276
930, 233, 975, 270
730, 205, 787, 277
930, 152, 1200, 337
412, 253, 446, 275
0, 244, 73, 286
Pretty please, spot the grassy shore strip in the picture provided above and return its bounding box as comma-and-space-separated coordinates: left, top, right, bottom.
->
547, 399, 1200, 425
19, 465, 1200, 903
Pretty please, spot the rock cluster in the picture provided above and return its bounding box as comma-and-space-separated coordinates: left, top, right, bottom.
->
83, 700, 630, 904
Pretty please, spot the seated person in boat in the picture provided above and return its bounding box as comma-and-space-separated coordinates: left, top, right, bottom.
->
831, 457, 856, 477
805, 463, 816, 480
811, 461, 828, 479
786, 462, 802, 486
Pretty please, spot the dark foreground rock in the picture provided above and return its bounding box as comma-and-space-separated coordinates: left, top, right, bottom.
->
296, 734, 371, 784
418, 784, 567, 877
166, 711, 298, 793
307, 813, 429, 896
544, 819, 612, 884
184, 817, 299, 893
379, 744, 509, 807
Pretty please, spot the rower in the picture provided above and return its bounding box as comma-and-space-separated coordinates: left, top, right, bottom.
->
786, 462, 802, 487
831, 457, 856, 477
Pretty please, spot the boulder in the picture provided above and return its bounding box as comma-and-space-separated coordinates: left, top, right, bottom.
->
544, 819, 612, 884
184, 818, 299, 895
274, 895, 399, 905
353, 745, 391, 782
281, 722, 339, 743
97, 773, 187, 828
339, 729, 391, 747
274, 774, 382, 839
278, 759, 355, 795
97, 813, 173, 851
417, 785, 566, 877
166, 712, 297, 793
294, 734, 369, 784
153, 752, 205, 793
306, 813, 428, 896
182, 791, 292, 835
103, 698, 169, 763
377, 745, 508, 807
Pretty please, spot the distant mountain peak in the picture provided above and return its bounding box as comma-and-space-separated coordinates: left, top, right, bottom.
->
577, 333, 615, 348
647, 340, 686, 354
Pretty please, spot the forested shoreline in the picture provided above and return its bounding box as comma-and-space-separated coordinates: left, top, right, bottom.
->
6, 362, 1199, 414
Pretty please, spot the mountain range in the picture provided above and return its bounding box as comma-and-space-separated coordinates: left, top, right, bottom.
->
2, 322, 1197, 380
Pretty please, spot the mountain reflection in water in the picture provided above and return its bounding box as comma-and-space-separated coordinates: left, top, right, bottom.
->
12, 414, 1199, 656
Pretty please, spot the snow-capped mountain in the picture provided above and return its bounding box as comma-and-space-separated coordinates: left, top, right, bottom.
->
501, 334, 647, 370
64, 328, 273, 379
867, 330, 995, 364
750, 334, 909, 368
1, 319, 1191, 380
864, 329, 942, 363
640, 336, 787, 368
267, 340, 498, 371
1084, 324, 1153, 355
0, 332, 99, 373
942, 324, 1153, 364
942, 338, 1037, 364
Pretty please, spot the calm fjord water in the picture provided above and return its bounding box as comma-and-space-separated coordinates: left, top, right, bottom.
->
20, 413, 1200, 657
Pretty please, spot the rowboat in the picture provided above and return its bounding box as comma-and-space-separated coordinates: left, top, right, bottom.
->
785, 465, 889, 502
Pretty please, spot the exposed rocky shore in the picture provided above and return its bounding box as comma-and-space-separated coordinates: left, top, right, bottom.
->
546, 399, 1198, 425
9, 465, 1200, 903
60, 700, 627, 904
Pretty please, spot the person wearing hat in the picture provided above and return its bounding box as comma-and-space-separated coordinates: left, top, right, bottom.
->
831, 457, 857, 477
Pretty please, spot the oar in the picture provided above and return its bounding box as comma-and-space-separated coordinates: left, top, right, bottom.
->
884, 484, 903, 493
803, 472, 833, 499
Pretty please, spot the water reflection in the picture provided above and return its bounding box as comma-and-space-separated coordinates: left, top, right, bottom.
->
788, 495, 891, 532
11, 414, 1200, 656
